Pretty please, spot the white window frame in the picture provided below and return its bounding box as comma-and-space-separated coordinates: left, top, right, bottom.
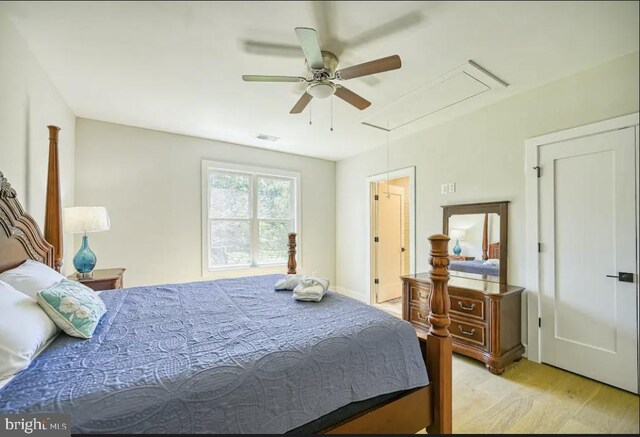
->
201, 160, 301, 276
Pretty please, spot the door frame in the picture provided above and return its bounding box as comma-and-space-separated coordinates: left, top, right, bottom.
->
373, 182, 405, 304
367, 166, 416, 305
525, 112, 639, 367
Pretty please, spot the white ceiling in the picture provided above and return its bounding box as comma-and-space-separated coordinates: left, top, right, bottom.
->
3, 1, 638, 161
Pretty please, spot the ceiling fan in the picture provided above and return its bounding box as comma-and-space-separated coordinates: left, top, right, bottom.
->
242, 27, 402, 114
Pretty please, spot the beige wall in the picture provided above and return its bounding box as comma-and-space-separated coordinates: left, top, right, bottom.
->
336, 52, 639, 311
75, 119, 336, 287
0, 9, 76, 274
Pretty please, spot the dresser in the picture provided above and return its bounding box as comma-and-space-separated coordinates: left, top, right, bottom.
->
402, 272, 524, 374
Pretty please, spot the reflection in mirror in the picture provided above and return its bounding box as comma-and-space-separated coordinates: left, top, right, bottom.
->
448, 213, 500, 278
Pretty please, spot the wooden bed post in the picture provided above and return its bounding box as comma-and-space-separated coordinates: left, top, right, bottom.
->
426, 234, 452, 434
287, 232, 297, 274
482, 212, 488, 260
44, 125, 63, 272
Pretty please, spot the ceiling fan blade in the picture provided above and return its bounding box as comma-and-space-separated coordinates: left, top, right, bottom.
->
242, 40, 303, 58
242, 75, 306, 83
334, 86, 371, 110
336, 55, 402, 80
312, 1, 341, 54
290, 92, 313, 114
294, 27, 325, 70
345, 12, 423, 50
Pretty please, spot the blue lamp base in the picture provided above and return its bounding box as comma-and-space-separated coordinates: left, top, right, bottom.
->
73, 234, 97, 278
453, 239, 462, 256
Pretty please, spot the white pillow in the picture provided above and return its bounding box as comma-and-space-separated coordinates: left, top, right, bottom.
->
0, 259, 65, 299
483, 258, 500, 266
0, 280, 59, 379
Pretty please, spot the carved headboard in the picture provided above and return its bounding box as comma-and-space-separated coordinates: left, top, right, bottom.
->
488, 242, 500, 259
0, 172, 55, 273
0, 126, 62, 275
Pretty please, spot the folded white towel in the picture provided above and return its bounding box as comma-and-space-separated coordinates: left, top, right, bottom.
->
293, 285, 325, 302
293, 277, 331, 302
274, 274, 304, 291
307, 277, 329, 292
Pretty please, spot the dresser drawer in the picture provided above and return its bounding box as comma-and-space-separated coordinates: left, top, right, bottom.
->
450, 295, 485, 321
450, 318, 487, 350
409, 283, 431, 306
409, 305, 431, 330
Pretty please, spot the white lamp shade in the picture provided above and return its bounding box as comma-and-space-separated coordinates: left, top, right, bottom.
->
64, 207, 110, 233
450, 228, 466, 240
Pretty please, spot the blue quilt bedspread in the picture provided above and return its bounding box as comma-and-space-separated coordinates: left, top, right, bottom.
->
449, 260, 499, 276
0, 275, 428, 434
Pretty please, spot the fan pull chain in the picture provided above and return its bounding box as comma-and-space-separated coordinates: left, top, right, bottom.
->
309, 101, 312, 125
386, 121, 391, 199
330, 96, 334, 132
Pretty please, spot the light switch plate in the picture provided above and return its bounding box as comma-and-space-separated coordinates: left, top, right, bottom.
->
441, 184, 448, 194
448, 182, 456, 193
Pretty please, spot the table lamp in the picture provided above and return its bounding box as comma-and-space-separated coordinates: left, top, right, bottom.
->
450, 228, 466, 256
64, 206, 110, 278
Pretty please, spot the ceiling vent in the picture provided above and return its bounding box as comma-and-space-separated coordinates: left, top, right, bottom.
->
256, 134, 280, 141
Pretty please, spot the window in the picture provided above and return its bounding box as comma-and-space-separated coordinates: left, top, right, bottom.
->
202, 161, 300, 272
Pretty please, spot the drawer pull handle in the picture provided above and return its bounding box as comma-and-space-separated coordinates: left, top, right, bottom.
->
457, 301, 475, 311
417, 312, 429, 321
418, 292, 428, 299
458, 325, 476, 336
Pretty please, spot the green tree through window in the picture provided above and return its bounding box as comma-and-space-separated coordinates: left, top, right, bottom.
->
207, 168, 296, 269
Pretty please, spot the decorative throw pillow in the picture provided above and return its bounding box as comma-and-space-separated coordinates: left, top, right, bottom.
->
36, 279, 106, 339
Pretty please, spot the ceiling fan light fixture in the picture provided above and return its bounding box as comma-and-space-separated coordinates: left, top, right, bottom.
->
242, 27, 401, 113
307, 82, 335, 99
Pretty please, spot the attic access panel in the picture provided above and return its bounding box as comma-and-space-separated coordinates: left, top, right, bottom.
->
361, 60, 508, 131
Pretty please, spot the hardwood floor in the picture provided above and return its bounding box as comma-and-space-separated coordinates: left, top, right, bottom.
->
364, 294, 638, 433
450, 353, 639, 434
372, 298, 402, 317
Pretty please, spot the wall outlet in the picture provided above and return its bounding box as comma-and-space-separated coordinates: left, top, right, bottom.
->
441, 184, 448, 194
448, 182, 456, 193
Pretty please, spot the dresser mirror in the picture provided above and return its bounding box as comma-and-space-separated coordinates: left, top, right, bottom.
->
442, 201, 508, 284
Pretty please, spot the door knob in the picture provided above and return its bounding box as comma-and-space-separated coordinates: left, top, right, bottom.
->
606, 272, 634, 283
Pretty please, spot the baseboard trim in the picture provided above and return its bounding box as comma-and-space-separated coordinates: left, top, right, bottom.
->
334, 286, 369, 303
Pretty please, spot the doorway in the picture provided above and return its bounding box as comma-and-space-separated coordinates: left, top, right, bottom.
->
526, 113, 639, 394
368, 167, 415, 315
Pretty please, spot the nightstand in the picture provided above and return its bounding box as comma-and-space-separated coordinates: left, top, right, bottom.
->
68, 268, 125, 291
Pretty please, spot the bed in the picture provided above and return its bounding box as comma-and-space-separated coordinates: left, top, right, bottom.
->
448, 259, 499, 276
0, 126, 453, 434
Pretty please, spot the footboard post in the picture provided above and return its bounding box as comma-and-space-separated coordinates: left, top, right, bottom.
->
426, 234, 452, 434
287, 232, 297, 274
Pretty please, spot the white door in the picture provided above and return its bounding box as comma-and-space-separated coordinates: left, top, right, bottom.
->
374, 182, 404, 303
539, 127, 638, 393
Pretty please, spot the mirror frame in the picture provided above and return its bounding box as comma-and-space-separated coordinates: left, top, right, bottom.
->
442, 201, 509, 284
